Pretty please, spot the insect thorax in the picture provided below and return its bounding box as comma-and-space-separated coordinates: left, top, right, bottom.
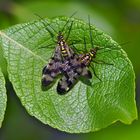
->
80, 54, 91, 66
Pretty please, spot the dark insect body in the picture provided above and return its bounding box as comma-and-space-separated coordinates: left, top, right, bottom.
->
40, 13, 77, 92
79, 47, 99, 66
57, 47, 99, 94
56, 15, 98, 94
42, 33, 75, 88
57, 31, 74, 60
57, 16, 114, 94
40, 14, 113, 94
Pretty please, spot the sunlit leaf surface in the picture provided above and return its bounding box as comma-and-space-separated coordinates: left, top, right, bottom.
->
0, 17, 137, 133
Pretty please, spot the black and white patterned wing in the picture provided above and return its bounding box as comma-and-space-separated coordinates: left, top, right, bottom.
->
57, 70, 77, 94
42, 46, 62, 87
57, 57, 92, 94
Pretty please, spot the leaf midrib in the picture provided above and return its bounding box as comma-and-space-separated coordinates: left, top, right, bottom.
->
0, 31, 46, 63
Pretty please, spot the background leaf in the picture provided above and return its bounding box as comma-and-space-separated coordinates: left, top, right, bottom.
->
0, 17, 137, 133
0, 46, 7, 127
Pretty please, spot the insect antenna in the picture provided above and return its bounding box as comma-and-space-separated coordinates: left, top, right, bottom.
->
80, 20, 92, 53
71, 43, 83, 53
65, 21, 74, 41
90, 63, 102, 81
34, 13, 60, 51
35, 12, 77, 49
62, 12, 77, 43
96, 48, 118, 55
96, 41, 130, 55
61, 11, 77, 34
118, 41, 130, 46
88, 15, 129, 55
88, 15, 94, 48
34, 13, 57, 38
92, 60, 113, 65
83, 35, 88, 52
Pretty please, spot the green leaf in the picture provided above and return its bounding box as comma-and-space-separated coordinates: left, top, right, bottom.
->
0, 71, 7, 127
0, 46, 7, 127
0, 17, 137, 133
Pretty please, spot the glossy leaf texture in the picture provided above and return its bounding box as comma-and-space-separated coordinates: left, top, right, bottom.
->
0, 17, 137, 133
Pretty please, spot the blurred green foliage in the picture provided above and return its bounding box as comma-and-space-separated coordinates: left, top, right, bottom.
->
0, 0, 140, 140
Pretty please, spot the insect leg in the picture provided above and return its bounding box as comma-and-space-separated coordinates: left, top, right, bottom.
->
88, 15, 94, 48
83, 35, 88, 52
61, 11, 77, 34
34, 13, 57, 35
90, 64, 102, 81
41, 46, 62, 88
65, 21, 74, 41
93, 60, 113, 65
70, 42, 82, 54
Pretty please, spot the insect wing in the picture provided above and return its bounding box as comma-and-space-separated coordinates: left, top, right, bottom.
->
66, 45, 75, 58
42, 46, 62, 87
57, 70, 77, 94
57, 56, 92, 94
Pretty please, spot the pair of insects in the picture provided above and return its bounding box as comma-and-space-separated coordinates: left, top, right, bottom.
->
40, 15, 112, 95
